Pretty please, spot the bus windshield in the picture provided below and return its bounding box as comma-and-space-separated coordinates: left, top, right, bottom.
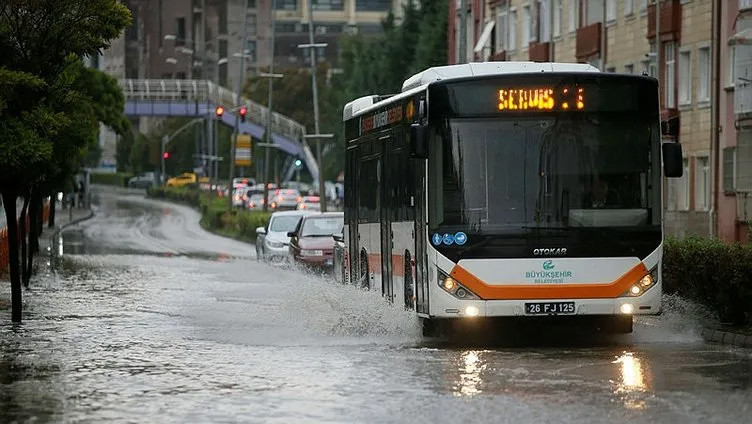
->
428, 113, 660, 234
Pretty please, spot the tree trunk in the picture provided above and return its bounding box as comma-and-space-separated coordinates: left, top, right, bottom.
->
25, 190, 39, 288
19, 194, 29, 287
2, 189, 22, 322
49, 193, 56, 228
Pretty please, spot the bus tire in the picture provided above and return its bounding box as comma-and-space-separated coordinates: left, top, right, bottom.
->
421, 318, 440, 338
404, 251, 414, 311
359, 250, 369, 289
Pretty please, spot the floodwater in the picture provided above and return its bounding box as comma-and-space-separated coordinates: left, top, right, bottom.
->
1, 188, 751, 423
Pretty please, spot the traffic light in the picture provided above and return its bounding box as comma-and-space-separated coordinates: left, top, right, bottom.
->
239, 106, 248, 122
215, 105, 225, 118
294, 158, 302, 167
163, 152, 170, 160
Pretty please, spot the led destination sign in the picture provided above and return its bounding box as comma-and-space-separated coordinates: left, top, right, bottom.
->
498, 86, 585, 111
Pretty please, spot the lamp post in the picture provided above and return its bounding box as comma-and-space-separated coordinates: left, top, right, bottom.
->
262, 0, 280, 212
298, 0, 329, 212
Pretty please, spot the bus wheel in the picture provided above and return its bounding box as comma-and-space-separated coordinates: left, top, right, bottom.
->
359, 251, 369, 289
420, 318, 440, 338
404, 251, 414, 311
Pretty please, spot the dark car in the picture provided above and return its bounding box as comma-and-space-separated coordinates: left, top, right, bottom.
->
287, 212, 344, 269
128, 172, 159, 189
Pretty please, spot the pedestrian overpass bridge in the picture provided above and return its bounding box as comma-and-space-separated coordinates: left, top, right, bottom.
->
120, 79, 319, 181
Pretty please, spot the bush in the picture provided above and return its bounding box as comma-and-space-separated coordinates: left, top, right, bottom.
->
90, 172, 134, 187
663, 237, 752, 326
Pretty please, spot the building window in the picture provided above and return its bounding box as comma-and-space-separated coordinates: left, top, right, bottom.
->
678, 49, 691, 106
587, 0, 603, 25
276, 0, 297, 10
247, 13, 257, 36
648, 41, 657, 77
606, 66, 616, 73
640, 59, 649, 76
175, 17, 186, 46
553, 0, 562, 37
606, 0, 617, 23
639, 0, 648, 13
665, 41, 676, 108
697, 46, 710, 102
728, 46, 736, 88
625, 0, 634, 16
695, 156, 710, 211
245, 40, 257, 62
356, 0, 391, 11
538, 0, 551, 42
496, 10, 509, 51
523, 5, 535, 46
568, 0, 577, 32
313, 0, 344, 11
624, 63, 634, 74
723, 147, 736, 194
509, 9, 518, 51
678, 158, 690, 210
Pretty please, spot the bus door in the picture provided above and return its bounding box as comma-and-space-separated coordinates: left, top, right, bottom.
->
379, 134, 394, 301
414, 158, 429, 314
346, 145, 360, 287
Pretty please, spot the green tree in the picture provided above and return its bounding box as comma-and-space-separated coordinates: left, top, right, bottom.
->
0, 0, 131, 322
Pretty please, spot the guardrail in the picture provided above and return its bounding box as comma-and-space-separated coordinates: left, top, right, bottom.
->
119, 79, 307, 142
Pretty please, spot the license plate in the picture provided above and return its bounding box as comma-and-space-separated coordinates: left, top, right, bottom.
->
524, 302, 576, 315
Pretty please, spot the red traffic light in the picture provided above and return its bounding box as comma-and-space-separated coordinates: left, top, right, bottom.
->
163, 152, 170, 159
239, 106, 248, 117
215, 106, 225, 117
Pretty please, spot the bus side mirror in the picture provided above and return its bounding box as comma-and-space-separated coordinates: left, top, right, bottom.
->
662, 142, 683, 178
410, 123, 428, 159
661, 116, 679, 137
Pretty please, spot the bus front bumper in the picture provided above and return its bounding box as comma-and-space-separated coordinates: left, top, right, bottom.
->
430, 282, 662, 319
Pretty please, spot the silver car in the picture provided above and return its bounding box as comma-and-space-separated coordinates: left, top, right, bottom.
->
255, 210, 309, 261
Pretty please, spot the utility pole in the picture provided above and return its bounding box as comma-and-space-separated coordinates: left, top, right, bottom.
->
299, 0, 329, 212
228, 0, 251, 210
459, 0, 468, 63
262, 0, 281, 212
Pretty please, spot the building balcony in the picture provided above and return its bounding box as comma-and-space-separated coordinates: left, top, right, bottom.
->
488, 50, 507, 61
576, 22, 601, 61
528, 42, 550, 62
647, 0, 682, 40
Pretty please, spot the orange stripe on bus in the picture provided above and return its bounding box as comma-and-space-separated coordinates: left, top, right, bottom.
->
449, 262, 649, 300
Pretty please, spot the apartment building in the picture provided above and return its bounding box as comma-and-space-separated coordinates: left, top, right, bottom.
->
448, 0, 752, 242
272, 0, 404, 68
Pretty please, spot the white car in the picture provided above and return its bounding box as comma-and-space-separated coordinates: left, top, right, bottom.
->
255, 210, 309, 261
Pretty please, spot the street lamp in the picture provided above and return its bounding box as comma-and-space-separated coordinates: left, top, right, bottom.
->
298, 12, 329, 213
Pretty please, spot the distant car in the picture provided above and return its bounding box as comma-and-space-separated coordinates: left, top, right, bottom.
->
128, 172, 159, 189
288, 212, 344, 269
270, 189, 301, 211
233, 177, 255, 188
166, 172, 197, 188
296, 196, 321, 211
232, 187, 256, 208
255, 211, 309, 262
247, 193, 267, 210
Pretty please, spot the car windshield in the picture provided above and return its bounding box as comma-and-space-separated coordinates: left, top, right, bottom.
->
270, 216, 302, 232
301, 217, 343, 237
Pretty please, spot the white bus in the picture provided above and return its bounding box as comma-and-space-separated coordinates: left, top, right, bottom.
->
339, 62, 683, 335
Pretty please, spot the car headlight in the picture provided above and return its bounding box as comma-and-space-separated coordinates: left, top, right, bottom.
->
437, 269, 479, 300
266, 240, 285, 249
621, 266, 659, 297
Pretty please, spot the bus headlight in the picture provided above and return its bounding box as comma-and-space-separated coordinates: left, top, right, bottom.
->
621, 266, 658, 297
438, 270, 479, 300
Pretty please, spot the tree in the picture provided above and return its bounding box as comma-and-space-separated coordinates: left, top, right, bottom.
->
0, 0, 131, 322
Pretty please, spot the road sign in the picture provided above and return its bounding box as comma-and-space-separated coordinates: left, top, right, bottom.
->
235, 134, 252, 166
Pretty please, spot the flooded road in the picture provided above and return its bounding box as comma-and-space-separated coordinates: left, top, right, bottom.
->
1, 189, 751, 423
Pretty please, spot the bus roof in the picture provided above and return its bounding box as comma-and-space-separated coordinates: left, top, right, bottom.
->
343, 62, 600, 121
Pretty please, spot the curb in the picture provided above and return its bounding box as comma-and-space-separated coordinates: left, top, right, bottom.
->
700, 327, 752, 349
50, 208, 95, 241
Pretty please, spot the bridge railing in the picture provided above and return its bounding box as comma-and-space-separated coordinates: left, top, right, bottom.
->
120, 79, 307, 141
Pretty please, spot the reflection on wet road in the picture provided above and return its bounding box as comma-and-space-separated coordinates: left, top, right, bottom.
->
1, 188, 751, 423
